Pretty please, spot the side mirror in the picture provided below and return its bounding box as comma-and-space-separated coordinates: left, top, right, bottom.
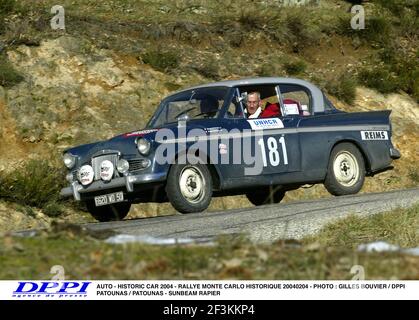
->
236, 92, 247, 103
177, 114, 189, 127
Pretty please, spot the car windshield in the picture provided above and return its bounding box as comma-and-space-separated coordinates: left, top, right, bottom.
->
148, 86, 230, 128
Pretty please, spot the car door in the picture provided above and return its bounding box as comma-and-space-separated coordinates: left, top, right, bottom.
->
214, 86, 302, 180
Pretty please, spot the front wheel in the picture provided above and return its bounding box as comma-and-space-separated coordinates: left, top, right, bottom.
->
246, 186, 285, 206
324, 142, 365, 196
166, 163, 213, 213
86, 201, 131, 222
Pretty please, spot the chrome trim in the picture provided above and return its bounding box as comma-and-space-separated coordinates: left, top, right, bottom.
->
91, 153, 119, 180
91, 149, 121, 158
390, 148, 401, 159
60, 173, 167, 200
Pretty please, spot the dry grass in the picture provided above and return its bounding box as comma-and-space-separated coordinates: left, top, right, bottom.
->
0, 205, 418, 280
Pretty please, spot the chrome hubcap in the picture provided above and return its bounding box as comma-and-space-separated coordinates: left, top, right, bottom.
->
333, 151, 360, 187
179, 167, 205, 203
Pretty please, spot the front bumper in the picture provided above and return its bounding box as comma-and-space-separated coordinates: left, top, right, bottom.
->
60, 172, 166, 201
390, 147, 401, 160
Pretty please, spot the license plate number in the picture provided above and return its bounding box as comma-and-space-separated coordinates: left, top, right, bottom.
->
94, 192, 124, 207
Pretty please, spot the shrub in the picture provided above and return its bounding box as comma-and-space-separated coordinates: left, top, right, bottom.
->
191, 58, 219, 80
0, 57, 23, 87
237, 9, 267, 32
358, 68, 399, 94
361, 16, 392, 44
375, 0, 407, 17
339, 14, 392, 45
141, 49, 180, 73
409, 169, 419, 184
0, 0, 15, 15
283, 60, 307, 76
326, 74, 357, 105
0, 159, 65, 210
283, 9, 322, 50
43, 201, 65, 217
362, 45, 418, 101
258, 63, 277, 77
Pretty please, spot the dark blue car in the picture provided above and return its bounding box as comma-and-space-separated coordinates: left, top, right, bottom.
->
60, 77, 400, 221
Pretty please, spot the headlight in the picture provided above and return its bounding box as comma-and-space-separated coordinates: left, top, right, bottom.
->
66, 172, 74, 183
63, 153, 76, 169
117, 159, 129, 174
100, 160, 114, 181
136, 138, 151, 155
77, 165, 94, 186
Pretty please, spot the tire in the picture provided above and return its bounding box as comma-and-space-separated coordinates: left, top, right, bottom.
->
246, 186, 285, 206
86, 201, 131, 222
324, 142, 365, 196
166, 163, 212, 213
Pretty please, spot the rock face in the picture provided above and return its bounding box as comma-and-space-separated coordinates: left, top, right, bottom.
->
5, 36, 171, 150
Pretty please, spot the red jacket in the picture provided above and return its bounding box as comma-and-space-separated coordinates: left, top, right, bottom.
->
260, 99, 304, 118
260, 102, 281, 118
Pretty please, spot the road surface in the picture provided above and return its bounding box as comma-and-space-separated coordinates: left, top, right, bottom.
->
84, 188, 419, 243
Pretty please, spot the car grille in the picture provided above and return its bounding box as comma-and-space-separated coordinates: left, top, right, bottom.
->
72, 170, 78, 181
92, 154, 119, 180
128, 159, 149, 172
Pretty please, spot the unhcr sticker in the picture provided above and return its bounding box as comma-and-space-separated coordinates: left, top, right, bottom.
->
247, 118, 284, 130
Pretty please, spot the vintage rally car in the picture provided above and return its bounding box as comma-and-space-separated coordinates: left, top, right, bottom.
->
60, 77, 400, 221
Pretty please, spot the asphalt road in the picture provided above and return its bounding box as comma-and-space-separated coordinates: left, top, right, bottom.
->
85, 188, 419, 243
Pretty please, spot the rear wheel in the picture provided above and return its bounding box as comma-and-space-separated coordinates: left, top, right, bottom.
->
324, 142, 365, 196
86, 201, 131, 222
166, 163, 212, 213
246, 186, 285, 206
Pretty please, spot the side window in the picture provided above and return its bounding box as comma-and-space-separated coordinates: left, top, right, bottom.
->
237, 85, 279, 118
279, 85, 312, 116
225, 101, 244, 119
224, 91, 245, 119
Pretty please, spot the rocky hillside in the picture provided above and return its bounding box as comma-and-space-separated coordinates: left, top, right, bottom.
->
0, 0, 418, 230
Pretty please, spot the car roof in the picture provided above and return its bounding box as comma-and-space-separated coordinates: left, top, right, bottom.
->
187, 77, 313, 89
175, 77, 325, 113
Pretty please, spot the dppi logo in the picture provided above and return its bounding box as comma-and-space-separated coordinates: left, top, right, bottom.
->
13, 281, 91, 298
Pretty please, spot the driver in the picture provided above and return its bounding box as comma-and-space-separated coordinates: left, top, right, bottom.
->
245, 92, 262, 118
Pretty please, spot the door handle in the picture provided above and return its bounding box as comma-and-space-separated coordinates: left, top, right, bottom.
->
206, 127, 222, 133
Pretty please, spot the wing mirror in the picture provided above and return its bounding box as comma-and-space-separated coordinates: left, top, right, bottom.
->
236, 92, 247, 103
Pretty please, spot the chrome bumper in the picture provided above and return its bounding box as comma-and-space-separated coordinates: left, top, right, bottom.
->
60, 173, 166, 201
390, 147, 401, 160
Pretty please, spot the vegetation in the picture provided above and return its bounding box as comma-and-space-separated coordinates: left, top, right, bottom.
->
0, 159, 65, 216
304, 205, 419, 248
0, 0, 416, 100
141, 49, 180, 73
283, 60, 307, 76
325, 74, 357, 105
0, 0, 15, 15
0, 57, 23, 87
0, 205, 418, 279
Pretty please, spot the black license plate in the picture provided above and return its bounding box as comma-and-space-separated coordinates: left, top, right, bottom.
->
94, 192, 124, 207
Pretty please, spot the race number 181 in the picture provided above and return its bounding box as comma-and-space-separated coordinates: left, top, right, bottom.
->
258, 136, 288, 167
